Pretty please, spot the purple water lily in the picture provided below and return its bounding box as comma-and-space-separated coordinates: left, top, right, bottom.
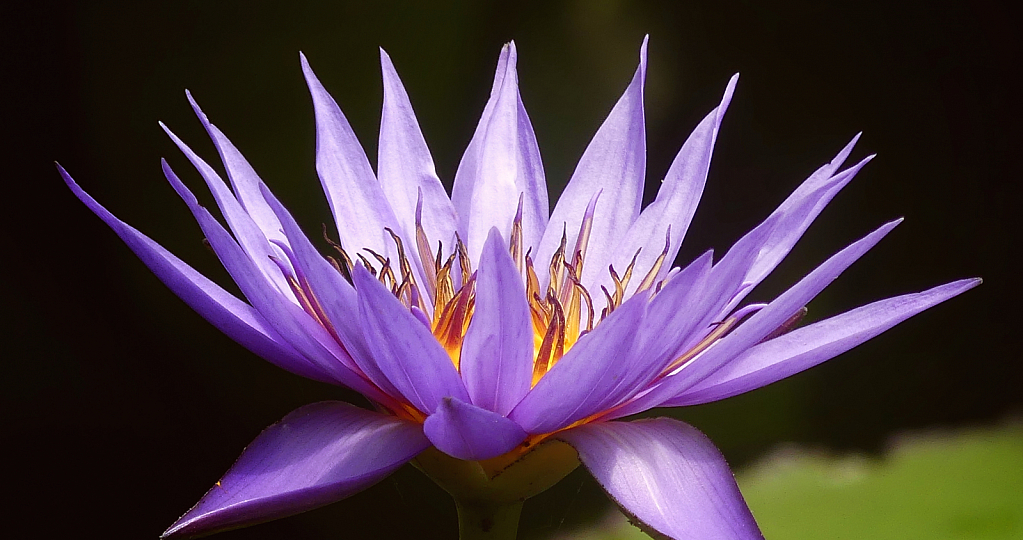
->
61, 37, 978, 540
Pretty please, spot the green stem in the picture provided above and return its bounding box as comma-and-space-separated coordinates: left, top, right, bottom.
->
455, 499, 523, 540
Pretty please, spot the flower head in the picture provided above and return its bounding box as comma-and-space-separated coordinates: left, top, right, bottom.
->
60, 37, 978, 539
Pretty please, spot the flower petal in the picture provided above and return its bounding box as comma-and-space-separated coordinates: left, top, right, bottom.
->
451, 41, 548, 263
611, 74, 737, 296
259, 185, 405, 401
670, 278, 982, 406
163, 163, 386, 399
620, 219, 902, 414
509, 295, 648, 434
58, 164, 333, 383
354, 266, 469, 413
423, 397, 527, 461
162, 401, 429, 538
459, 228, 534, 415
301, 53, 403, 264
378, 48, 458, 273
161, 123, 296, 299
557, 418, 763, 540
536, 36, 647, 292
184, 92, 288, 248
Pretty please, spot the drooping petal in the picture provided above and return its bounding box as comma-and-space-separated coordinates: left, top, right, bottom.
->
557, 418, 763, 540
535, 36, 648, 291
611, 74, 737, 296
58, 164, 328, 383
451, 41, 548, 263
353, 266, 469, 414
509, 295, 648, 434
161, 124, 296, 298
670, 278, 982, 406
460, 228, 534, 415
164, 164, 387, 400
378, 48, 458, 271
301, 53, 404, 264
185, 92, 288, 248
162, 401, 429, 538
615, 219, 902, 416
423, 397, 527, 461
259, 185, 405, 401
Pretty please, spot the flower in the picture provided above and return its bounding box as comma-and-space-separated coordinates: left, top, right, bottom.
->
60, 37, 978, 540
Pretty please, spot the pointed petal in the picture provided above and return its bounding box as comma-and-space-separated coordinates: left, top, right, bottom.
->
162, 402, 429, 538
557, 418, 763, 540
354, 266, 469, 413
378, 49, 458, 266
259, 185, 405, 401
59, 164, 328, 383
185, 92, 288, 248
451, 42, 548, 263
423, 397, 527, 461
626, 219, 902, 413
670, 278, 982, 405
164, 165, 386, 400
536, 36, 648, 291
161, 125, 296, 298
460, 229, 534, 415
612, 74, 738, 296
509, 295, 648, 434
725, 140, 872, 313
301, 53, 403, 263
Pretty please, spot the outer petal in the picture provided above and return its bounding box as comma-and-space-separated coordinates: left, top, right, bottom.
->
161, 124, 296, 298
617, 219, 902, 416
451, 41, 548, 264
670, 278, 982, 406
423, 397, 527, 461
301, 53, 404, 265
509, 295, 647, 434
536, 36, 647, 291
165, 164, 386, 400
557, 418, 763, 540
259, 186, 405, 401
378, 49, 458, 271
162, 402, 429, 538
460, 229, 534, 415
354, 266, 470, 413
611, 74, 737, 296
185, 92, 288, 249
58, 164, 329, 383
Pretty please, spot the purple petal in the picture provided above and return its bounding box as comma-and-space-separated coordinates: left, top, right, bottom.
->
58, 164, 333, 384
259, 185, 405, 401
557, 418, 763, 540
451, 41, 548, 264
163, 401, 429, 538
620, 219, 902, 415
536, 36, 647, 292
164, 164, 387, 400
509, 295, 648, 434
300, 53, 404, 265
460, 229, 534, 415
611, 74, 737, 296
184, 92, 288, 248
423, 397, 527, 461
378, 49, 458, 274
724, 141, 873, 314
353, 266, 470, 413
670, 278, 982, 406
160, 124, 297, 299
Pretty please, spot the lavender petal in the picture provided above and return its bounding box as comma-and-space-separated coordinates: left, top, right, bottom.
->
423, 397, 527, 461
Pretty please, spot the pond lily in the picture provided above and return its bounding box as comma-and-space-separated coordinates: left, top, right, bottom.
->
60, 37, 978, 540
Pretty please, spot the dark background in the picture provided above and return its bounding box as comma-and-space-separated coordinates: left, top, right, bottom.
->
3, 1, 1017, 538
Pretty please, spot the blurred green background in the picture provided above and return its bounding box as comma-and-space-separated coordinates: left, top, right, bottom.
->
2, 1, 1016, 539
